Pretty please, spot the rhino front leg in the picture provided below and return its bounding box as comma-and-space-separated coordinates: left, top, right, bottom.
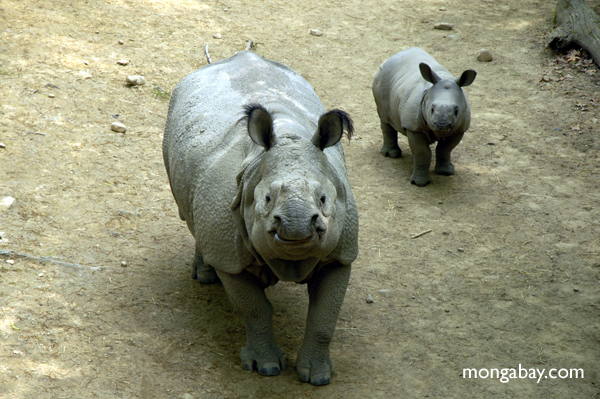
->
296, 261, 351, 386
216, 269, 285, 376
435, 132, 464, 176
380, 122, 402, 158
406, 130, 432, 186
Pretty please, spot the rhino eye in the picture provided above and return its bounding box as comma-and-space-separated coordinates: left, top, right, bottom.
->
431, 106, 435, 115
265, 194, 271, 203
320, 195, 326, 204
454, 107, 459, 116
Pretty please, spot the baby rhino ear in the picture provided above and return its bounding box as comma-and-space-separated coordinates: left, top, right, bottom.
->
244, 103, 276, 150
311, 109, 354, 150
419, 63, 442, 84
456, 70, 477, 87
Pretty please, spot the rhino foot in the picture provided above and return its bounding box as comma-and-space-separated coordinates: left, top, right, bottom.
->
296, 353, 334, 386
381, 145, 402, 158
241, 344, 286, 376
410, 173, 431, 187
191, 249, 220, 284
435, 162, 455, 176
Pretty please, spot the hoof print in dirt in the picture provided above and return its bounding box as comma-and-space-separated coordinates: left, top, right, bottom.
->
373, 47, 476, 186
163, 51, 359, 385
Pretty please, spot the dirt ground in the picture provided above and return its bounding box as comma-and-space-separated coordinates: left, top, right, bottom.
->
1, 0, 599, 398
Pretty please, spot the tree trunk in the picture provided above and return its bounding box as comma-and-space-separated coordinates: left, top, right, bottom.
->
548, 0, 600, 67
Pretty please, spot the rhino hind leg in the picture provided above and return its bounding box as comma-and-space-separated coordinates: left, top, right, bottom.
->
216, 269, 286, 376
380, 122, 402, 158
435, 132, 464, 176
191, 245, 220, 284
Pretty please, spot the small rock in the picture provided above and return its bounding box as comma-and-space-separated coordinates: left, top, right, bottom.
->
48, 93, 55, 98
213, 33, 222, 39
118, 40, 124, 45
457, 248, 465, 252
111, 122, 127, 133
6, 260, 14, 265
117, 59, 129, 66
439, 7, 447, 11
83, 60, 89, 65
573, 287, 580, 292
477, 49, 493, 62
434, 23, 453, 30
125, 75, 146, 86
310, 29, 323, 37
121, 261, 128, 267
447, 34, 460, 40
79, 71, 93, 79
38, 273, 44, 277
0, 196, 15, 211
366, 294, 374, 304
0, 142, 5, 149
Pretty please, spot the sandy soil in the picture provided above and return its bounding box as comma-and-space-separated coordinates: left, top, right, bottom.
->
1, 0, 599, 398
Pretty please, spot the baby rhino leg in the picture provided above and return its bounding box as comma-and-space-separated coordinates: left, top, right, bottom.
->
435, 132, 464, 176
380, 122, 402, 158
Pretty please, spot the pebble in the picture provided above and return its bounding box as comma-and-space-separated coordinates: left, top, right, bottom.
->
38, 273, 44, 277
310, 29, 323, 37
79, 71, 93, 79
213, 33, 222, 39
439, 7, 447, 11
6, 260, 14, 265
457, 248, 465, 252
0, 142, 5, 149
447, 34, 460, 40
0, 196, 15, 211
48, 93, 55, 98
118, 40, 124, 45
573, 287, 580, 292
111, 122, 127, 133
121, 261, 128, 267
477, 49, 493, 62
125, 75, 146, 86
366, 294, 374, 304
117, 59, 129, 66
434, 23, 453, 30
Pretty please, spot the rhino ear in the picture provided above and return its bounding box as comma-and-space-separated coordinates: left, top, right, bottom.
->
312, 109, 354, 150
419, 63, 441, 84
456, 70, 477, 87
244, 104, 276, 150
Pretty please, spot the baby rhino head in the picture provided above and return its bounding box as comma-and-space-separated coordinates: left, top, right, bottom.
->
420, 63, 476, 139
233, 104, 353, 282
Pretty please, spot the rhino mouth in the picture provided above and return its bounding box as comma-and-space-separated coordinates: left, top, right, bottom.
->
273, 233, 318, 246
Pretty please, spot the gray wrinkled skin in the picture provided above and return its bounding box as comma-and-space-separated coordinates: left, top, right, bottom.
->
372, 47, 477, 186
162, 51, 358, 386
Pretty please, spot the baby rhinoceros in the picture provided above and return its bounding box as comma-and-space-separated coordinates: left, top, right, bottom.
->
162, 51, 359, 386
372, 47, 477, 186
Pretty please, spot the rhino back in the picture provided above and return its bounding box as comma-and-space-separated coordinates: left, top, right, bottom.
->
163, 51, 349, 274
373, 47, 455, 134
